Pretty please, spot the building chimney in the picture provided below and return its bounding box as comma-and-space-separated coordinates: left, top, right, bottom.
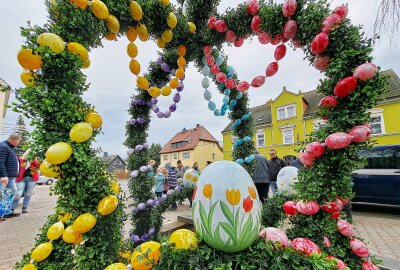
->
182, 127, 187, 133
103, 152, 108, 157
196, 124, 200, 128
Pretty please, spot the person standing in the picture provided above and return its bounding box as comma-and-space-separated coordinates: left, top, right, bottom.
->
192, 162, 200, 173
175, 160, 186, 205
290, 158, 304, 170
12, 150, 40, 214
0, 134, 22, 218
206, 161, 212, 167
154, 167, 165, 198
267, 149, 286, 195
252, 151, 270, 203
166, 163, 177, 209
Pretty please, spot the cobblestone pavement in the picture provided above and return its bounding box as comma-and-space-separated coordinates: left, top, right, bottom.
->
1, 182, 399, 270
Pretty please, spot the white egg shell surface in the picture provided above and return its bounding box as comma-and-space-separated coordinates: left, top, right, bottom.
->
277, 166, 299, 196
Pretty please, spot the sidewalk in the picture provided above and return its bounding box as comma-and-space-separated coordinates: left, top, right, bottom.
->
1, 184, 399, 270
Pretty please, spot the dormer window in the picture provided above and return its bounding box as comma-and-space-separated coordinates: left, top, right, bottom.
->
171, 141, 189, 148
277, 104, 296, 120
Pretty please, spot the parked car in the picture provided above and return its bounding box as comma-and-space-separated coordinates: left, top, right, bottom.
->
37, 175, 54, 185
352, 145, 400, 206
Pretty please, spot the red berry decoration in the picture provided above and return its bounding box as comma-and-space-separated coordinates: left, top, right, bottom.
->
225, 78, 236, 89
258, 32, 271, 44
237, 81, 250, 92
203, 45, 212, 56
251, 15, 262, 33
274, 44, 287, 61
251, 75, 266, 87
306, 142, 325, 158
216, 72, 227, 83
214, 20, 227, 33
353, 63, 378, 81
313, 55, 330, 70
326, 256, 347, 270
299, 152, 315, 166
283, 19, 298, 39
350, 238, 370, 258
349, 125, 371, 142
210, 64, 220, 75
234, 37, 245, 47
226, 30, 237, 43
334, 5, 349, 20
271, 34, 282, 45
291, 238, 321, 256
362, 261, 379, 270
282, 0, 297, 17
311, 32, 329, 55
296, 200, 320, 215
266, 62, 279, 77
247, 0, 260, 15
283, 201, 298, 216
337, 219, 354, 237
292, 39, 302, 48
334, 76, 358, 98
206, 55, 215, 66
325, 132, 352, 150
322, 14, 341, 33
322, 198, 343, 213
319, 95, 337, 108
208, 16, 217, 29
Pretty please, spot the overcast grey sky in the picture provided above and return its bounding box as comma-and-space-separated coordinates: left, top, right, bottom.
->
0, 0, 399, 158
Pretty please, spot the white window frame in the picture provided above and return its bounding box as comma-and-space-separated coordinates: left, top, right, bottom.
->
282, 128, 294, 145
163, 155, 168, 161
182, 152, 190, 159
173, 153, 178, 159
313, 119, 327, 131
277, 104, 296, 120
368, 108, 385, 135
256, 130, 265, 148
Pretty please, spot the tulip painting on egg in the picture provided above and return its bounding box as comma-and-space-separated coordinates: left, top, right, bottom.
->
192, 161, 261, 253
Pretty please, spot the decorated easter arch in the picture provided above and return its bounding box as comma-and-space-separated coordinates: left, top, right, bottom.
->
13, 0, 387, 269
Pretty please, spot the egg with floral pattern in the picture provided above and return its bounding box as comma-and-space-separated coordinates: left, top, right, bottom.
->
182, 169, 200, 187
192, 161, 262, 253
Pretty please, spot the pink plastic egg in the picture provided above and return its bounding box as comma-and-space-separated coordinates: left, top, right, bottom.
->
292, 39, 302, 48
215, 20, 227, 33
323, 236, 331, 248
259, 227, 290, 247
322, 198, 343, 213
251, 15, 262, 33
333, 76, 358, 98
258, 32, 271, 44
282, 0, 297, 17
266, 62, 279, 77
353, 63, 378, 81
291, 238, 321, 256
216, 72, 227, 83
313, 55, 330, 71
208, 16, 217, 29
322, 14, 341, 33
283, 201, 298, 215
350, 238, 369, 258
299, 152, 315, 166
237, 81, 250, 92
334, 5, 349, 20
210, 64, 220, 75
225, 78, 236, 89
251, 75, 265, 87
271, 34, 282, 45
337, 219, 354, 237
274, 44, 287, 61
247, 0, 260, 15
234, 37, 245, 47
284, 19, 298, 39
203, 45, 212, 56
362, 261, 379, 270
325, 132, 352, 150
206, 55, 215, 66
226, 30, 237, 43
319, 95, 338, 108
306, 142, 325, 158
296, 200, 320, 215
327, 256, 347, 270
311, 32, 329, 55
349, 125, 371, 142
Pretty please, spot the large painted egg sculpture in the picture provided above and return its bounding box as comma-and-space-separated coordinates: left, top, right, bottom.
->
192, 161, 262, 253
277, 166, 299, 196
182, 169, 200, 187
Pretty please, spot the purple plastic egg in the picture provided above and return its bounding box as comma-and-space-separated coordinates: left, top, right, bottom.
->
137, 203, 146, 211
173, 93, 181, 103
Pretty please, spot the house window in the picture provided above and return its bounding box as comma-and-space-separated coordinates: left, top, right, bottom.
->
173, 153, 178, 159
212, 153, 215, 160
231, 135, 238, 150
282, 128, 294, 145
183, 152, 190, 159
113, 161, 117, 165
313, 119, 327, 131
277, 104, 296, 120
163, 155, 168, 161
118, 161, 122, 165
370, 115, 384, 134
256, 130, 265, 147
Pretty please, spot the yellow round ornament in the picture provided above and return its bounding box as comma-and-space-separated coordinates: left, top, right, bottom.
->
161, 86, 172, 96
136, 24, 148, 41
73, 213, 97, 234
104, 263, 126, 270
70, 0, 88, 9
188, 22, 196, 33
167, 12, 177, 29
58, 212, 72, 223
148, 86, 161, 98
129, 59, 141, 75
131, 241, 161, 270
85, 112, 103, 129
169, 229, 198, 250
90, 0, 109, 20
62, 225, 82, 244
157, 38, 166, 49
106, 15, 120, 33
37, 33, 65, 54
177, 57, 186, 68
70, 122, 93, 143
67, 42, 89, 62
162, 29, 173, 43
137, 76, 149, 90
176, 67, 185, 80
45, 142, 73, 165
129, 1, 143, 21
17, 49, 42, 70
127, 43, 138, 58
47, 221, 65, 240
160, 0, 170, 5
20, 71, 36, 86
110, 180, 120, 194
97, 195, 118, 216
127, 27, 137, 42
21, 264, 37, 270
31, 242, 53, 262
169, 77, 179, 89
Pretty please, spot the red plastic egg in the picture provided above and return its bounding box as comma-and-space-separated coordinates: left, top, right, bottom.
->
216, 72, 227, 83
258, 32, 271, 44
326, 256, 347, 270
282, 0, 297, 17
251, 15, 262, 33
339, 197, 350, 205
322, 198, 343, 213
325, 132, 352, 150
274, 44, 287, 61
299, 152, 315, 166
313, 55, 330, 71
362, 261, 379, 270
215, 20, 227, 33
319, 95, 337, 108
333, 76, 358, 98
234, 37, 245, 47
350, 238, 369, 258
203, 45, 212, 56
349, 125, 371, 143
237, 81, 250, 92
337, 219, 354, 237
251, 75, 265, 87
353, 63, 378, 81
271, 34, 282, 45
331, 211, 340, 219
281, 33, 290, 43
283, 19, 298, 39
266, 62, 279, 77
247, 0, 260, 15
291, 238, 321, 256
334, 5, 349, 20
292, 39, 302, 48
296, 200, 320, 215
206, 55, 215, 66
283, 201, 298, 216
225, 79, 236, 89
259, 227, 290, 247
323, 236, 331, 248
226, 30, 237, 43
208, 16, 217, 29
322, 14, 341, 33
210, 64, 220, 75
311, 32, 329, 55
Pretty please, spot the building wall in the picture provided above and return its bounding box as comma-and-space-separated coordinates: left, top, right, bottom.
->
193, 140, 223, 170
160, 150, 194, 169
369, 101, 400, 145
107, 156, 126, 172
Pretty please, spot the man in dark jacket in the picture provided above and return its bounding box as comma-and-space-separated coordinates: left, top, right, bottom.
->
0, 134, 21, 218
252, 151, 270, 203
267, 148, 286, 195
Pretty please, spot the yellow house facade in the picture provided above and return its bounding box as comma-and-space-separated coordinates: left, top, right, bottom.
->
0, 78, 11, 135
222, 69, 400, 163
160, 124, 223, 170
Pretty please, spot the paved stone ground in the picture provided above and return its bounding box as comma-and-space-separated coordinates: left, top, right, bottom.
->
0, 183, 399, 270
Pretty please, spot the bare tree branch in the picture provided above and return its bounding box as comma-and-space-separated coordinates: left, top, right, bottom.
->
374, 0, 400, 45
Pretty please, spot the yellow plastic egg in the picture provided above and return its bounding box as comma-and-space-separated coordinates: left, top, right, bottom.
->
106, 15, 120, 33
45, 142, 73, 165
70, 122, 93, 143
160, 0, 170, 5
178, 44, 186, 57
62, 226, 82, 244
40, 161, 60, 178
31, 242, 53, 262
136, 24, 148, 41
47, 221, 65, 240
20, 71, 37, 86
85, 112, 103, 129
177, 57, 186, 68
17, 49, 42, 70
21, 264, 37, 270
70, 0, 88, 9
127, 43, 138, 58
82, 59, 91, 68
176, 67, 185, 79
37, 33, 65, 54
162, 29, 173, 43
169, 229, 198, 250
161, 86, 172, 96
129, 59, 141, 75
157, 38, 166, 49
110, 180, 120, 194
137, 76, 149, 90
188, 22, 196, 33
73, 213, 97, 234
105, 32, 117, 41
169, 77, 179, 89
90, 0, 109, 20
167, 12, 177, 29
97, 195, 118, 216
67, 42, 89, 62
129, 1, 142, 21
126, 27, 137, 42
104, 263, 126, 270
119, 250, 132, 260
131, 241, 161, 270
58, 212, 72, 223
148, 86, 161, 98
